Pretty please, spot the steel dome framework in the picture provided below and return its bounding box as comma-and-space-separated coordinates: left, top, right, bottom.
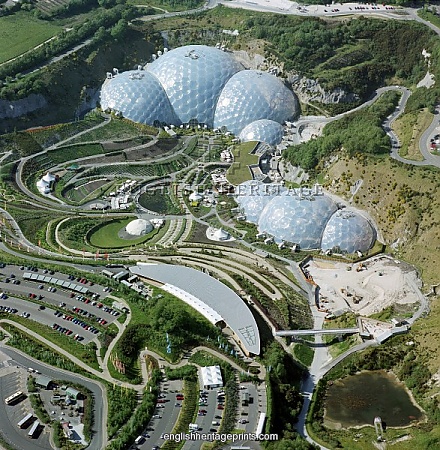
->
239, 119, 285, 146
99, 45, 300, 136
214, 70, 299, 136
321, 210, 376, 254
258, 191, 338, 249
100, 70, 180, 125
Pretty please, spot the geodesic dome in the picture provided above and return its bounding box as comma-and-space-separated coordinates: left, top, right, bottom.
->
100, 71, 180, 125
125, 219, 153, 236
235, 180, 285, 224
239, 119, 284, 146
258, 190, 337, 249
321, 210, 376, 254
100, 45, 300, 133
147, 45, 243, 126
214, 70, 299, 136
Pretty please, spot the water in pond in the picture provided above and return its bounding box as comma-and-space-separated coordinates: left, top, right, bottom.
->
324, 370, 424, 428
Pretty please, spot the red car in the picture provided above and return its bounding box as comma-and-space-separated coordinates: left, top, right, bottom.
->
217, 405, 224, 410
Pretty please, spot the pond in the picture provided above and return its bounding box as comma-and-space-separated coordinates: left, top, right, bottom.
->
324, 370, 424, 428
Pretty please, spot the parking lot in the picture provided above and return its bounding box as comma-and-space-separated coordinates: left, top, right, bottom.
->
0, 264, 122, 345
137, 379, 184, 450
0, 368, 51, 449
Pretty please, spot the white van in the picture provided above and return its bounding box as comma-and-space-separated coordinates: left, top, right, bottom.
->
134, 436, 145, 445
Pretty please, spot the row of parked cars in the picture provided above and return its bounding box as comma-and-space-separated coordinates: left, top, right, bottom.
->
74, 295, 119, 317
67, 275, 93, 286
54, 310, 100, 334
0, 306, 17, 313
52, 323, 84, 341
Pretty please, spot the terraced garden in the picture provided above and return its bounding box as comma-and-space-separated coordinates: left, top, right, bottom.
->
62, 178, 112, 203
85, 156, 190, 177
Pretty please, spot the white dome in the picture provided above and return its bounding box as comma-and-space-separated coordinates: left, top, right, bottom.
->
42, 172, 56, 183
125, 219, 153, 236
189, 192, 203, 202
214, 228, 229, 240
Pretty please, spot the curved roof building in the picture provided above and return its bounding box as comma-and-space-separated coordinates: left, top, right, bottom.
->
130, 263, 260, 355
147, 45, 242, 126
239, 119, 284, 146
258, 190, 338, 249
321, 210, 376, 254
100, 71, 179, 125
214, 70, 299, 135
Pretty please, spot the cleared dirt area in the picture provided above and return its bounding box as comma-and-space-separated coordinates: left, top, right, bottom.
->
307, 256, 420, 317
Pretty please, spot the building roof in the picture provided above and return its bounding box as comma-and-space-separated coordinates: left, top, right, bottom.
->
66, 387, 81, 398
201, 365, 223, 387
35, 375, 52, 388
130, 263, 260, 355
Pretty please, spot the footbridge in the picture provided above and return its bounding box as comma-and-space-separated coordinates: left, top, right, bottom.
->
275, 328, 360, 337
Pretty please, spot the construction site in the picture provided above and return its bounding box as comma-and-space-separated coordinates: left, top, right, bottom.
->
304, 255, 422, 318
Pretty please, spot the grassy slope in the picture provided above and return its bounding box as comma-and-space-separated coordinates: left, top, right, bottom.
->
0, 11, 61, 63
325, 154, 440, 284
392, 109, 433, 160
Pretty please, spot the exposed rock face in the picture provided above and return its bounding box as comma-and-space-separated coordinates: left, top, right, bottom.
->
288, 74, 360, 104
233, 49, 359, 105
0, 94, 47, 119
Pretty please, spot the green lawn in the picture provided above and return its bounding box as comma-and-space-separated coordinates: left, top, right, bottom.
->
0, 12, 61, 64
88, 218, 155, 249
226, 141, 259, 186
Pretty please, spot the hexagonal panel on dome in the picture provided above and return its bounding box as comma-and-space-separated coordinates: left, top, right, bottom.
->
258, 190, 337, 249
321, 210, 376, 254
239, 119, 284, 146
235, 180, 285, 224
214, 70, 299, 136
100, 70, 180, 126
147, 45, 243, 126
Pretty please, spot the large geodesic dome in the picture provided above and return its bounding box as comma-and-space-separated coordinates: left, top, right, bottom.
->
214, 70, 299, 136
321, 210, 376, 253
147, 45, 243, 126
100, 45, 300, 136
235, 180, 285, 223
125, 219, 153, 236
258, 190, 338, 249
100, 71, 180, 125
239, 119, 284, 146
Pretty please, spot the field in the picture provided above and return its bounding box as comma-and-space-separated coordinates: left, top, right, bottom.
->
0, 11, 61, 64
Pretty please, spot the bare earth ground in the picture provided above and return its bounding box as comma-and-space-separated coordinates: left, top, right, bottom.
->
307, 256, 419, 316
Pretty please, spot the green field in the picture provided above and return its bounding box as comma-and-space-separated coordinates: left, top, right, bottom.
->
0, 12, 61, 64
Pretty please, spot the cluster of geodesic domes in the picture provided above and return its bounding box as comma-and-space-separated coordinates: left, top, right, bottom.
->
100, 45, 299, 144
235, 181, 376, 253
